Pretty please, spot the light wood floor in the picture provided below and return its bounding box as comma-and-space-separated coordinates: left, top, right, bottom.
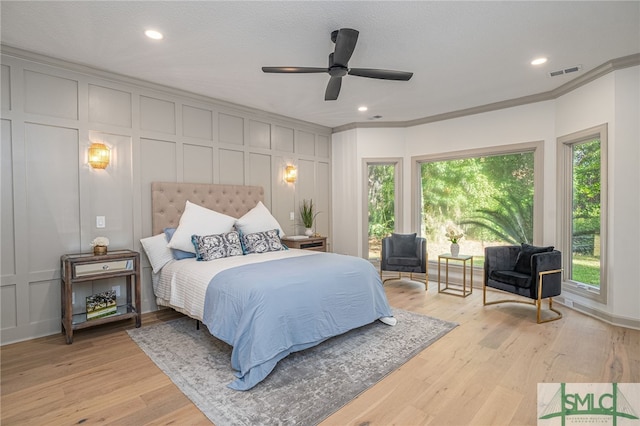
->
2, 278, 638, 425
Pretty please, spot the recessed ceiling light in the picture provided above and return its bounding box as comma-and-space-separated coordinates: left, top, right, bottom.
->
531, 57, 548, 66
358, 106, 368, 112
145, 29, 164, 40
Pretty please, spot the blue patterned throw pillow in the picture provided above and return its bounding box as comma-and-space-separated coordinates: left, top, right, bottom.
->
242, 229, 284, 254
192, 231, 243, 261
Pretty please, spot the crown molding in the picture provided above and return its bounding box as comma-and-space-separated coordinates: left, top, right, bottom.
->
332, 53, 640, 134
4, 44, 636, 136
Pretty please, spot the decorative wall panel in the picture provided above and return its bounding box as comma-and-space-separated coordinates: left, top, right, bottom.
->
248, 153, 272, 208
141, 138, 178, 237
317, 135, 330, 158
141, 138, 177, 182
1, 285, 17, 329
249, 120, 271, 149
296, 130, 315, 156
140, 96, 176, 134
88, 84, 132, 127
219, 113, 244, 145
296, 159, 316, 234
87, 131, 133, 252
272, 155, 296, 236
183, 105, 213, 140
219, 149, 244, 184
1, 119, 15, 276
184, 144, 214, 183
274, 126, 294, 152
316, 161, 331, 237
24, 70, 77, 119
25, 123, 80, 270
28, 280, 59, 324
1, 65, 10, 111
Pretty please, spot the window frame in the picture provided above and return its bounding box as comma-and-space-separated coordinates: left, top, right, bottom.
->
362, 158, 403, 260
557, 124, 608, 303
411, 141, 545, 267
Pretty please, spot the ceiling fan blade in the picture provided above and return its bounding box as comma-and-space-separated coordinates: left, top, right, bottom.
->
263, 28, 413, 100
325, 76, 342, 101
262, 66, 329, 74
332, 28, 359, 66
348, 68, 414, 81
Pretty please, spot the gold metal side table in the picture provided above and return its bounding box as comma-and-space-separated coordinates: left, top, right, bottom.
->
438, 253, 473, 297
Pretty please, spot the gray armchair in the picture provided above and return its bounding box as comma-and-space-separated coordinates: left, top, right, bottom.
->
484, 244, 562, 323
380, 233, 428, 290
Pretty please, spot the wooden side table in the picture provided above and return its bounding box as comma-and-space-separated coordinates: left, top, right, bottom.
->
438, 253, 474, 297
281, 236, 327, 252
60, 249, 141, 344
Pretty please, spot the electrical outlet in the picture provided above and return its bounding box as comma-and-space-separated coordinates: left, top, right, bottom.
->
290, 211, 295, 221
564, 298, 574, 308
112, 285, 121, 297
96, 216, 106, 228
72, 292, 75, 304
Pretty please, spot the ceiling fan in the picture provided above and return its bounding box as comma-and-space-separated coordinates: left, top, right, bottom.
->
262, 28, 413, 101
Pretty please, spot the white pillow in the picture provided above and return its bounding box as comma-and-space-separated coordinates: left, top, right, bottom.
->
167, 201, 237, 254
235, 201, 285, 237
140, 233, 173, 273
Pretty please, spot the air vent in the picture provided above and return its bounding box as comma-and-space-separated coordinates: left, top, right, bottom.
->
549, 65, 582, 77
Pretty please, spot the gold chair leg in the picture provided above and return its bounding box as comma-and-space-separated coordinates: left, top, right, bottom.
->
425, 253, 429, 291
409, 272, 428, 291
536, 269, 563, 323
382, 271, 402, 285
381, 270, 427, 290
484, 269, 563, 324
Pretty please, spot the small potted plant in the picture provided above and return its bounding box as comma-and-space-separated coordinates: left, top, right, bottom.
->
445, 223, 464, 257
91, 236, 109, 256
300, 199, 320, 236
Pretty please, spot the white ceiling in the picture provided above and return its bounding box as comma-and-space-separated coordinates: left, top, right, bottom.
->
1, 1, 639, 129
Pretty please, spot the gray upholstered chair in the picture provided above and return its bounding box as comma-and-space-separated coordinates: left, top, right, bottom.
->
380, 233, 428, 290
484, 244, 562, 323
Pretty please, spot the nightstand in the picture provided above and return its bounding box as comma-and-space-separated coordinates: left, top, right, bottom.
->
60, 249, 141, 344
281, 236, 327, 252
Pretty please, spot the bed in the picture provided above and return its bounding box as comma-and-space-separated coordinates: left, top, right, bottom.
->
142, 182, 395, 390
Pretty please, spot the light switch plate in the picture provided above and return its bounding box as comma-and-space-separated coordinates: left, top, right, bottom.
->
96, 216, 106, 228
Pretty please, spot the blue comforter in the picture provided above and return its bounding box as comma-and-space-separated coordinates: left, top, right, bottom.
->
202, 252, 393, 390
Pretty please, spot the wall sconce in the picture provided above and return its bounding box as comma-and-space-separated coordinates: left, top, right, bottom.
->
284, 165, 297, 183
88, 143, 110, 169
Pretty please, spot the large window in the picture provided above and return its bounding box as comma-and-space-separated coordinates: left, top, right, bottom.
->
558, 125, 608, 302
414, 143, 542, 264
363, 159, 401, 260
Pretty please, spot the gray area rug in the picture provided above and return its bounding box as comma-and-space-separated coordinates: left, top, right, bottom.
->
127, 308, 457, 425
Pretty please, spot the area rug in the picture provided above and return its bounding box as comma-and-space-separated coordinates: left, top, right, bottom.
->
127, 308, 457, 425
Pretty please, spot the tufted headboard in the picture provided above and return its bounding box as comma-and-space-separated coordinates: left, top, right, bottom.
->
151, 182, 264, 235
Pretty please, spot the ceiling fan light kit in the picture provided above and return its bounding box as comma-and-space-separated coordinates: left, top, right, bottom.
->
262, 28, 413, 101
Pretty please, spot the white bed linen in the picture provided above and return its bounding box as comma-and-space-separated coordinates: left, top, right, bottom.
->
155, 249, 317, 321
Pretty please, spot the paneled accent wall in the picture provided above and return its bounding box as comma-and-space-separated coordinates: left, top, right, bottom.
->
0, 48, 332, 344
